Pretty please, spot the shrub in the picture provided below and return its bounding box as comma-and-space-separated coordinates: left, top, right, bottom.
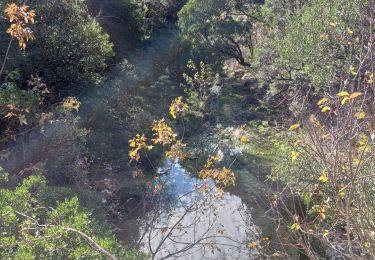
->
0, 173, 147, 259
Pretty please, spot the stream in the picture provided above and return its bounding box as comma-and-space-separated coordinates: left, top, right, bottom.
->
138, 160, 261, 259
115, 125, 283, 259
84, 16, 291, 260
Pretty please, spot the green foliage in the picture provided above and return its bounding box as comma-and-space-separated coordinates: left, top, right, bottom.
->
260, 0, 307, 28
0, 0, 114, 96
96, 0, 182, 47
27, 0, 114, 95
178, 0, 255, 66
180, 60, 222, 117
256, 0, 364, 90
41, 186, 104, 218
0, 174, 147, 259
279, 0, 359, 87
94, 0, 145, 57
133, 0, 174, 37
0, 82, 42, 135
0, 83, 40, 111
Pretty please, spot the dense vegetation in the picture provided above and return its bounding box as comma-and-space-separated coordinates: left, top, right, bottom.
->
1, 0, 374, 259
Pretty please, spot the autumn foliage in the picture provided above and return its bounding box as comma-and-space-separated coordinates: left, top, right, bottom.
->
5, 3, 35, 49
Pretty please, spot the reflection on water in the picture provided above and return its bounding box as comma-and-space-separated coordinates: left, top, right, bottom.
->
137, 161, 261, 259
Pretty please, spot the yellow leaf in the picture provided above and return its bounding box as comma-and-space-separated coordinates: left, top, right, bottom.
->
358, 145, 369, 152
291, 223, 301, 231
240, 135, 250, 144
352, 157, 360, 165
289, 123, 300, 131
339, 187, 346, 198
357, 134, 370, 152
62, 97, 81, 111
347, 28, 353, 36
169, 96, 188, 120
341, 96, 350, 105
323, 229, 329, 238
318, 171, 328, 183
318, 175, 328, 183
294, 140, 302, 147
247, 241, 257, 249
314, 205, 327, 220
350, 66, 357, 76
354, 111, 366, 119
317, 97, 329, 106
5, 112, 15, 118
291, 151, 299, 162
337, 91, 349, 97
321, 106, 331, 113
367, 74, 373, 84
151, 119, 177, 145
319, 33, 328, 40
358, 134, 368, 145
329, 22, 337, 28
349, 92, 363, 99
170, 110, 176, 119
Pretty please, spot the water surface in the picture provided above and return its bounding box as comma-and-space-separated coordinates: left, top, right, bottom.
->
136, 160, 263, 259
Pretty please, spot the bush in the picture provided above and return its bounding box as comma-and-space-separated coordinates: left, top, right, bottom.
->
267, 11, 375, 256
255, 0, 364, 90
0, 0, 114, 96
178, 0, 256, 66
0, 173, 147, 259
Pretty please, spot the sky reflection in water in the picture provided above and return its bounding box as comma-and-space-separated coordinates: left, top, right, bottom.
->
138, 161, 261, 260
